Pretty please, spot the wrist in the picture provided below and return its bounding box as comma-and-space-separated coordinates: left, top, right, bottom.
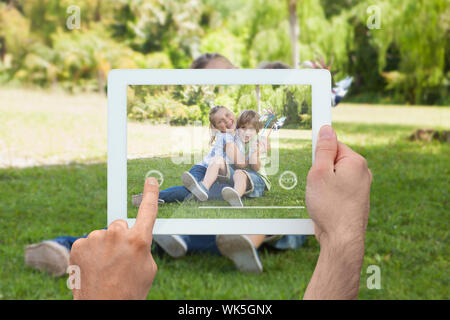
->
319, 231, 365, 259
305, 232, 365, 300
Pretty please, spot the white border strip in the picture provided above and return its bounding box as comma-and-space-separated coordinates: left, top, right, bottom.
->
197, 206, 305, 209
127, 219, 315, 235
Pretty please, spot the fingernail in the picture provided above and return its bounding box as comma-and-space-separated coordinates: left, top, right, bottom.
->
319, 125, 333, 140
147, 177, 157, 185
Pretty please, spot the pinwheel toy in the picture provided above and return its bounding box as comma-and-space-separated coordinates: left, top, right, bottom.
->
268, 116, 286, 137
258, 108, 286, 138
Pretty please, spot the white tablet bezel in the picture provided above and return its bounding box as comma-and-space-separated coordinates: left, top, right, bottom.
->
107, 69, 331, 234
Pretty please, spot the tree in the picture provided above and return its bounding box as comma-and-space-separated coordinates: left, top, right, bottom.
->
288, 0, 300, 68
111, 0, 204, 68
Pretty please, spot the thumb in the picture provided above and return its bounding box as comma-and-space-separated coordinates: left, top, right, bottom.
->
313, 125, 338, 172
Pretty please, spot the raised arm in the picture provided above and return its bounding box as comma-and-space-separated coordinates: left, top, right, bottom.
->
303, 125, 372, 300
248, 140, 261, 171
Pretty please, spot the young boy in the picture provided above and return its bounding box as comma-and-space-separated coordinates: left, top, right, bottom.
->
222, 109, 270, 206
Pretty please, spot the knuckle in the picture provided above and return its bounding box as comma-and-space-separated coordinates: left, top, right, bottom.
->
71, 239, 81, 249
108, 226, 125, 238
87, 229, 105, 240
108, 220, 128, 232
71, 238, 86, 253
358, 155, 368, 168
129, 234, 147, 249
348, 155, 367, 170
307, 167, 327, 182
111, 219, 128, 227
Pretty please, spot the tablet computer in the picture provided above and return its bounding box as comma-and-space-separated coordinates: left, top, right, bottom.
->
108, 69, 331, 234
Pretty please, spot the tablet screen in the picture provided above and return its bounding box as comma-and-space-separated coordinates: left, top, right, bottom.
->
127, 84, 311, 219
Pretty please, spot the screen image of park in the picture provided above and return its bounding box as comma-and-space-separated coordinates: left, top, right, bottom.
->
127, 84, 312, 219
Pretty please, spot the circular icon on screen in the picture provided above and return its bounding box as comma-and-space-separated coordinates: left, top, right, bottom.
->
145, 170, 164, 187
279, 171, 297, 190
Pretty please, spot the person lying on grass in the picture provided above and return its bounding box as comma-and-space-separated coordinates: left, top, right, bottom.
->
24, 54, 298, 276
181, 109, 270, 207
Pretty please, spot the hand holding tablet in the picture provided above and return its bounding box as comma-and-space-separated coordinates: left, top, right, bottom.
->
306, 125, 372, 246
304, 125, 371, 299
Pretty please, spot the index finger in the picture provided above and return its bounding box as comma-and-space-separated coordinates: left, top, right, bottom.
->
132, 177, 159, 243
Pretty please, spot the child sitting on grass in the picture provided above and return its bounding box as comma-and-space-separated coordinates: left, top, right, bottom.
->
132, 104, 238, 206
182, 110, 270, 207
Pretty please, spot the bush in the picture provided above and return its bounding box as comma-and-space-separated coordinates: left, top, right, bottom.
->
127, 84, 312, 128
127, 89, 203, 125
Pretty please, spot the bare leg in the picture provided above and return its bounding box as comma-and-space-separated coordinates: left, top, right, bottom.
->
233, 170, 248, 197
202, 156, 226, 190
247, 235, 266, 248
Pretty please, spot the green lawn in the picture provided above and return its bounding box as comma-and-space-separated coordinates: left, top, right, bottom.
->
0, 89, 449, 299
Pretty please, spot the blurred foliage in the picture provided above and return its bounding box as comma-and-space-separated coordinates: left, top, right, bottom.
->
128, 85, 312, 128
0, 0, 448, 104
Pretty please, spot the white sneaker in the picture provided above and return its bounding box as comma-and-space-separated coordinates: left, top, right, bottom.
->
216, 235, 263, 273
221, 187, 243, 207
24, 241, 70, 277
181, 171, 208, 201
153, 235, 187, 258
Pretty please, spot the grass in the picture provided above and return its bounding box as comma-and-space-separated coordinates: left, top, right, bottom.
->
0, 88, 449, 299
127, 136, 312, 219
